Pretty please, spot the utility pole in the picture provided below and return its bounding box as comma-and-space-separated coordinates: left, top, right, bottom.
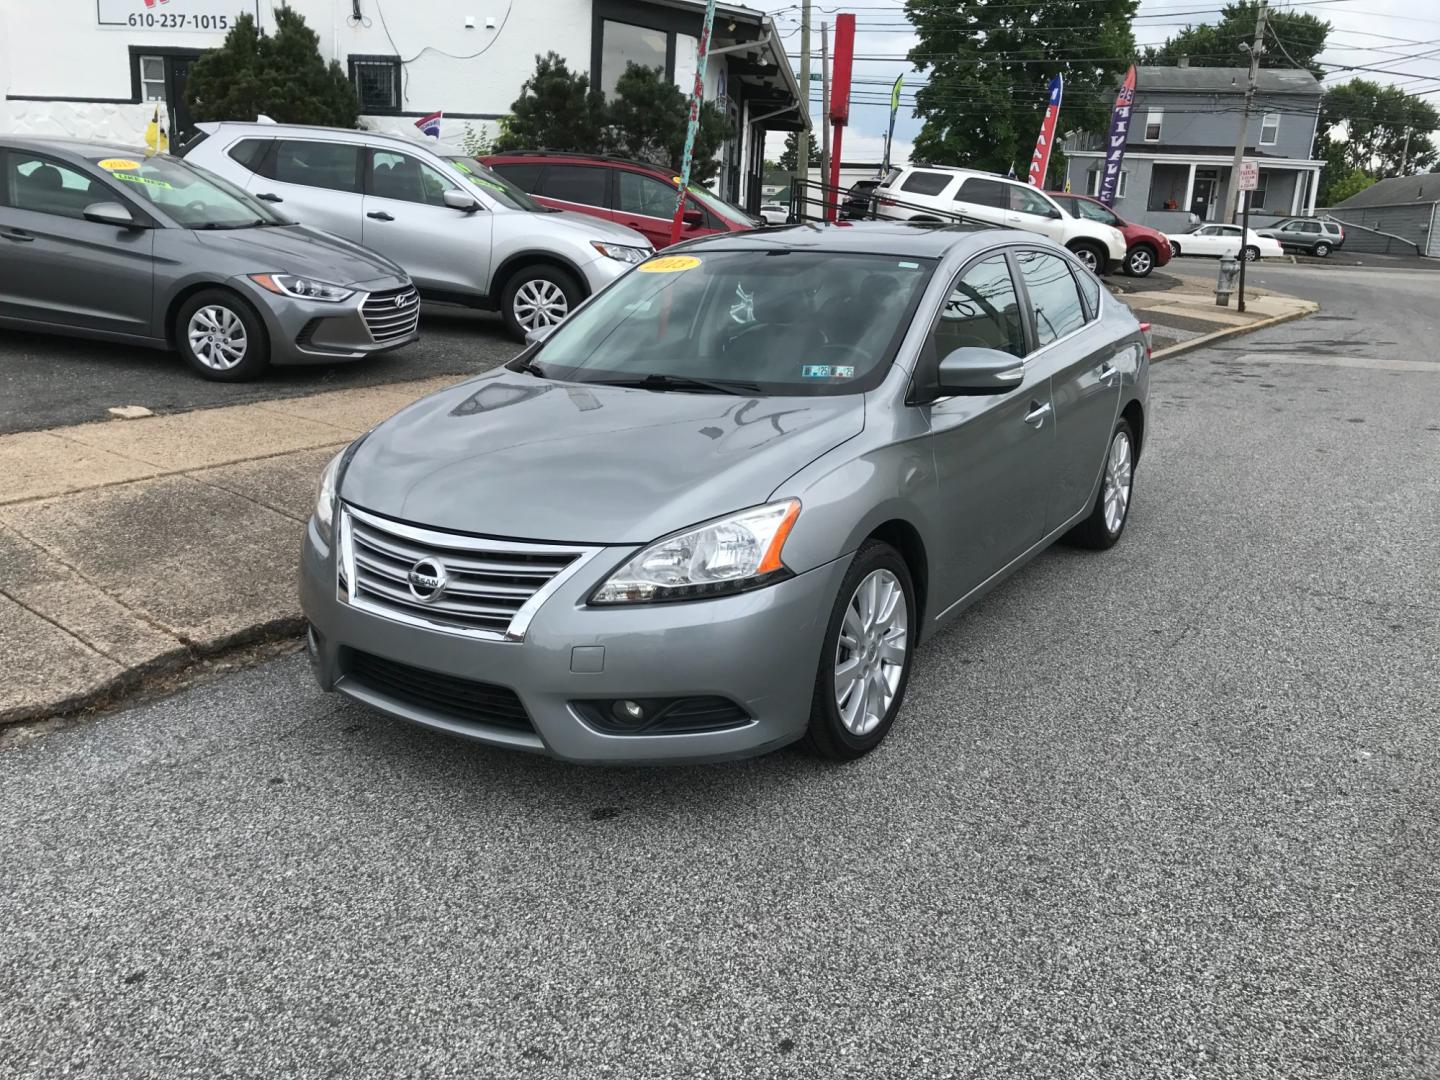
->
1226, 0, 1269, 222
1400, 126, 1412, 175
796, 0, 811, 200
821, 21, 831, 220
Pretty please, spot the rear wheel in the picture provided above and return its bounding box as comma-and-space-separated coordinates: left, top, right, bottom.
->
175, 289, 270, 381
1064, 419, 1136, 550
1313, 241, 1332, 257
802, 541, 916, 761
1124, 244, 1156, 277
1068, 242, 1104, 275
500, 265, 584, 341
1242, 244, 1261, 262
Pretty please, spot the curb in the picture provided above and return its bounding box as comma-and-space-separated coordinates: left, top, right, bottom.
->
1151, 301, 1319, 362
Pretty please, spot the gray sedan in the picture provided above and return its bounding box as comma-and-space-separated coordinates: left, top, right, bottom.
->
0, 137, 418, 380
300, 223, 1150, 763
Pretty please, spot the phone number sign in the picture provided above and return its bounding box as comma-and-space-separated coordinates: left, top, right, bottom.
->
97, 0, 260, 32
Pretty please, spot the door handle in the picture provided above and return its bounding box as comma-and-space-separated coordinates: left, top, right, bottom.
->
0, 230, 34, 242
255, 192, 283, 203
367, 211, 394, 221
1023, 401, 1051, 428
1098, 362, 1118, 384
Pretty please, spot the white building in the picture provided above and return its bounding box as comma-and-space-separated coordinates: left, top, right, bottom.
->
0, 0, 804, 209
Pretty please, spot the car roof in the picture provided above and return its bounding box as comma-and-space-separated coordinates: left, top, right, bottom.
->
198, 121, 420, 147
0, 134, 147, 158
483, 150, 672, 176
672, 219, 1007, 258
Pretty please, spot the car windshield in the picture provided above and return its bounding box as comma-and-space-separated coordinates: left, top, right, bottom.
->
441, 156, 542, 211
1058, 196, 1122, 227
86, 153, 283, 228
530, 249, 937, 396
685, 183, 762, 227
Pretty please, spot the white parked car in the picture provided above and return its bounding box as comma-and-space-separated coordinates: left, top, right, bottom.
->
1166, 223, 1284, 262
758, 202, 790, 225
874, 165, 1127, 274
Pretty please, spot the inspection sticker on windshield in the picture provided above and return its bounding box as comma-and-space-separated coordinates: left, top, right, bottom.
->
802, 365, 856, 379
638, 255, 701, 273
98, 158, 140, 171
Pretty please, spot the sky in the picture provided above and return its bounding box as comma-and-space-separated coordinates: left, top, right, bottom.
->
749, 0, 1440, 165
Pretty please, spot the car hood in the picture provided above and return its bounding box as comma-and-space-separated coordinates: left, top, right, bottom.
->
188, 224, 407, 285
530, 208, 652, 248
340, 370, 865, 544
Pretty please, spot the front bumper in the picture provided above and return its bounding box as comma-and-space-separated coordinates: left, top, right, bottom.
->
574, 254, 635, 297
234, 275, 420, 366
299, 516, 850, 763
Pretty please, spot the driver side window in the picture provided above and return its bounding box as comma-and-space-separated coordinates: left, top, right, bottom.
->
929, 254, 1026, 362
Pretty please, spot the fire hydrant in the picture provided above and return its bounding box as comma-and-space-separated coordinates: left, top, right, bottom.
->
1215, 256, 1241, 307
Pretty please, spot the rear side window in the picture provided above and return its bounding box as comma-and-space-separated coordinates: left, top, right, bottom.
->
4, 154, 98, 220
490, 161, 541, 191
268, 140, 362, 193
1017, 250, 1086, 348
1074, 263, 1101, 319
900, 170, 953, 196
538, 165, 608, 207
957, 177, 1007, 208
227, 138, 269, 172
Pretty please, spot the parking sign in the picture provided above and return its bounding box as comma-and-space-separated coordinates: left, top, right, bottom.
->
1238, 161, 1260, 192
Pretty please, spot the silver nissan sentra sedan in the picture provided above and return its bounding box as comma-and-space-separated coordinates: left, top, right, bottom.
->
300, 222, 1150, 764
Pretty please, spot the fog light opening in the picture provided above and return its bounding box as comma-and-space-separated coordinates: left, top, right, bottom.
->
613, 699, 646, 726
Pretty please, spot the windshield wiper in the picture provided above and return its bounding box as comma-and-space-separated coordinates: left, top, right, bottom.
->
194, 219, 268, 230
511, 357, 548, 378
589, 373, 761, 396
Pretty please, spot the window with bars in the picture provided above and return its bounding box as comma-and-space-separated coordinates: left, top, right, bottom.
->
348, 55, 401, 113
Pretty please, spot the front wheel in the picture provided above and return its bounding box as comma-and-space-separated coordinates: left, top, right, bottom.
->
802, 541, 916, 761
1169, 240, 1181, 258
175, 289, 270, 381
1242, 245, 1261, 262
1124, 245, 1156, 277
501, 265, 584, 342
1068, 242, 1104, 275
1064, 419, 1136, 551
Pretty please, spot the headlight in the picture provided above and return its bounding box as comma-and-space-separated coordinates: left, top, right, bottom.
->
591, 241, 652, 265
250, 273, 355, 302
591, 500, 801, 604
314, 451, 342, 544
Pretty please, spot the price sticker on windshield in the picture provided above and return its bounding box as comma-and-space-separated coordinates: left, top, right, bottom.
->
98, 158, 141, 171
638, 255, 701, 273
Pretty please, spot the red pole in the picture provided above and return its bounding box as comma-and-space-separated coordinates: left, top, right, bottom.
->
826, 14, 855, 225
828, 126, 844, 222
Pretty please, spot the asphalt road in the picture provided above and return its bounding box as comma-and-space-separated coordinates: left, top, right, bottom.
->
3, 267, 1439, 1077
0, 305, 516, 435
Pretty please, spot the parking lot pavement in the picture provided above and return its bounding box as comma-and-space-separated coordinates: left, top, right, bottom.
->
0, 305, 516, 435
3, 271, 1438, 1076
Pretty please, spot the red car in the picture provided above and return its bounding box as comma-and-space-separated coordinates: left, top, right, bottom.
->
482, 151, 759, 251
1049, 192, 1172, 278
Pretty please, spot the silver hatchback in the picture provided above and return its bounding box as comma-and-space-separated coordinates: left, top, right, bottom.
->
300, 223, 1150, 763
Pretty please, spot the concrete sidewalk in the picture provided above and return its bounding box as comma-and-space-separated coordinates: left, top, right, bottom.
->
0, 375, 464, 723
1112, 277, 1318, 358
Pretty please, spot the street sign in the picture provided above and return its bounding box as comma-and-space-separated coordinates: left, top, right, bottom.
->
1238, 160, 1260, 192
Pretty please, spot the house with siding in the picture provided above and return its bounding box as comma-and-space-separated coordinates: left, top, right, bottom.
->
1063, 65, 1324, 231
1326, 174, 1440, 257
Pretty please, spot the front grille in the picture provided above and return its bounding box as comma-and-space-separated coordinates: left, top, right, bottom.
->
344, 649, 533, 731
339, 505, 597, 640
361, 286, 420, 343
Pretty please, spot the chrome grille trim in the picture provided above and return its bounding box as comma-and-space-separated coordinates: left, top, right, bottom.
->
361, 287, 421, 344
338, 505, 602, 642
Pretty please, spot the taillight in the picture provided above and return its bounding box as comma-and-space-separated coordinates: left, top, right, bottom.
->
878, 196, 895, 207
1138, 322, 1153, 360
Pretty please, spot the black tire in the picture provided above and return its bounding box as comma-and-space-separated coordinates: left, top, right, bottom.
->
1068, 241, 1105, 275
801, 540, 917, 761
1169, 240, 1182, 258
500, 264, 584, 342
1242, 244, 1260, 262
174, 289, 270, 381
1064, 418, 1137, 551
1124, 244, 1156, 277
1313, 241, 1331, 258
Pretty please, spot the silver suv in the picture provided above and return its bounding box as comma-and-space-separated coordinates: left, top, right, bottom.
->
184, 123, 653, 339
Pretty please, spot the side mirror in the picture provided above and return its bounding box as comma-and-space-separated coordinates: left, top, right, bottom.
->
83, 201, 139, 228
682, 208, 704, 228
936, 347, 1025, 394
524, 325, 555, 347
443, 189, 479, 212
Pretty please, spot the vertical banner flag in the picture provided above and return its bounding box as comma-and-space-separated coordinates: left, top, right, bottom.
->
1098, 66, 1137, 207
1027, 75, 1063, 187
882, 72, 904, 174
415, 112, 443, 139
671, 0, 717, 246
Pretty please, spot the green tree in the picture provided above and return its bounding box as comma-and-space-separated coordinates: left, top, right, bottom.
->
1325, 168, 1376, 206
604, 63, 732, 183
1319, 79, 1438, 177
187, 5, 358, 128
905, 0, 1137, 183
1142, 2, 1330, 80
779, 131, 820, 172
494, 52, 608, 154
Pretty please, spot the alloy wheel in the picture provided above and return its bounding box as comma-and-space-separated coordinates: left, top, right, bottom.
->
1128, 248, 1153, 275
187, 305, 248, 371
1314, 242, 1331, 257
1103, 429, 1133, 535
1074, 247, 1100, 272
512, 279, 569, 331
1243, 246, 1260, 262
834, 568, 908, 736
